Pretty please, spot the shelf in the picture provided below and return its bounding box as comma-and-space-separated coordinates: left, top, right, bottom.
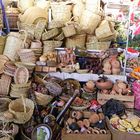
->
48, 72, 126, 82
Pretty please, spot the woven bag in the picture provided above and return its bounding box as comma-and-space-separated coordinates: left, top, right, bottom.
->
43, 41, 62, 54
51, 2, 72, 24
66, 34, 86, 49
80, 10, 102, 34
54, 32, 64, 41
3, 30, 27, 61
86, 41, 111, 51
42, 28, 59, 41
47, 20, 64, 29
0, 36, 6, 54
8, 98, 34, 124
95, 20, 115, 40
87, 35, 98, 43
17, 0, 34, 12
85, 0, 100, 13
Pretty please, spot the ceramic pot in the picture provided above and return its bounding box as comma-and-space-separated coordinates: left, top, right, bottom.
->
96, 79, 113, 90
89, 113, 99, 124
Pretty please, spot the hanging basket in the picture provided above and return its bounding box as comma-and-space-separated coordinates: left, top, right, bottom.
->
54, 32, 64, 41
66, 34, 86, 49
48, 20, 64, 29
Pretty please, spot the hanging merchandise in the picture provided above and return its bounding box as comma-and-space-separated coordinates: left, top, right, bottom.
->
17, 0, 34, 12
35, 0, 50, 10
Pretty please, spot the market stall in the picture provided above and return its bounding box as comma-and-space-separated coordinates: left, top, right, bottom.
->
0, 0, 139, 140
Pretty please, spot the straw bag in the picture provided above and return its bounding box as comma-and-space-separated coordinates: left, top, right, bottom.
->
8, 98, 34, 124
86, 41, 111, 51
35, 0, 50, 10
80, 10, 102, 34
19, 7, 48, 24
85, 0, 100, 13
62, 24, 76, 37
51, 2, 72, 24
95, 20, 115, 40
66, 34, 86, 49
87, 35, 98, 43
43, 41, 62, 54
3, 30, 27, 61
0, 36, 6, 54
47, 20, 64, 30
42, 28, 59, 41
72, 0, 85, 21
54, 32, 64, 41
17, 0, 34, 12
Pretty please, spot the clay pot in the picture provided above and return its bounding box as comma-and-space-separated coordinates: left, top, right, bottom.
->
98, 113, 105, 120
67, 118, 76, 125
83, 119, 90, 128
96, 79, 113, 90
77, 120, 84, 128
117, 80, 127, 90
111, 59, 120, 69
89, 113, 100, 124
71, 111, 83, 120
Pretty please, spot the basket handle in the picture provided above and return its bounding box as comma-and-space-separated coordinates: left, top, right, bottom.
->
19, 30, 28, 49
65, 16, 79, 26
21, 95, 26, 113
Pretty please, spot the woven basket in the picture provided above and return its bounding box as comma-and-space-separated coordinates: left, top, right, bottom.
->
54, 32, 64, 41
42, 28, 59, 41
66, 34, 86, 49
9, 98, 34, 124
43, 41, 62, 53
62, 24, 76, 37
95, 20, 115, 40
0, 36, 6, 54
0, 137, 11, 140
80, 10, 102, 34
48, 20, 64, 29
87, 35, 98, 43
86, 41, 111, 51
51, 2, 72, 24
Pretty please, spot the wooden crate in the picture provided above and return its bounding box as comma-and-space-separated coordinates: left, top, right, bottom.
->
97, 93, 134, 109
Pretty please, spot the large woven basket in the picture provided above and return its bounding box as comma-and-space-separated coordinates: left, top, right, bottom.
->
80, 10, 102, 34
95, 20, 115, 40
48, 20, 64, 29
43, 41, 62, 53
8, 98, 34, 124
0, 36, 6, 54
51, 2, 72, 24
66, 34, 86, 49
42, 28, 59, 41
86, 41, 111, 51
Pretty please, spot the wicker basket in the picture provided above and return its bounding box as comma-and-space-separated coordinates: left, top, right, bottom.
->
42, 28, 59, 41
51, 2, 72, 24
95, 20, 114, 40
86, 41, 111, 51
54, 32, 64, 41
80, 10, 102, 34
8, 98, 34, 124
48, 20, 64, 29
0, 36, 6, 54
66, 34, 86, 49
87, 35, 98, 43
43, 41, 62, 53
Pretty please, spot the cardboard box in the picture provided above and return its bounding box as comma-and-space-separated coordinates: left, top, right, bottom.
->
61, 129, 111, 140
106, 118, 140, 140
97, 93, 134, 109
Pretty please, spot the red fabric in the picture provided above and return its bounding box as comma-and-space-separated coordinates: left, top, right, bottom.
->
138, 0, 140, 6
130, 12, 134, 22
134, 25, 140, 35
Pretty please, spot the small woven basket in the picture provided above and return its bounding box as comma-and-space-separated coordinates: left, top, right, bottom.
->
42, 28, 59, 41
43, 40, 62, 53
48, 20, 64, 29
54, 32, 64, 41
66, 34, 86, 49
86, 41, 111, 51
0, 36, 6, 54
